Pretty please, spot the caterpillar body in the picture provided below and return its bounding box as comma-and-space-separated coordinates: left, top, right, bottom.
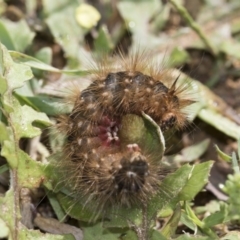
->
57, 51, 193, 215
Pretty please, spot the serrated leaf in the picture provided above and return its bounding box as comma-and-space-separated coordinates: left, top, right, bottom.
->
0, 45, 33, 94
6, 98, 51, 139
0, 42, 54, 239
0, 75, 8, 94
178, 161, 213, 201
0, 121, 8, 141
1, 139, 47, 186
148, 164, 194, 218
0, 189, 20, 239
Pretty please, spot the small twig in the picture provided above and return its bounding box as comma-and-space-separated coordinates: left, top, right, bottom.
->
169, 0, 217, 55
141, 202, 149, 240
34, 215, 83, 240
134, 203, 149, 240
20, 188, 34, 229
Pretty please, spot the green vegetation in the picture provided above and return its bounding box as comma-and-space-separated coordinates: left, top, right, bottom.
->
1, 0, 240, 239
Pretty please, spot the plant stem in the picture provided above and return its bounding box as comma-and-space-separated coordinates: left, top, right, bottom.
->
169, 0, 217, 56
134, 203, 149, 240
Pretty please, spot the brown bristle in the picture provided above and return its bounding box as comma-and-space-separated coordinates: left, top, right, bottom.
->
56, 50, 194, 217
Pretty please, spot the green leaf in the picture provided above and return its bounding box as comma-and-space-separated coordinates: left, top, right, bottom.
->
117, 0, 162, 47
180, 211, 197, 233
232, 152, 240, 174
0, 164, 9, 174
178, 161, 213, 201
183, 202, 218, 238
16, 94, 69, 116
169, 47, 190, 67
198, 108, 240, 140
121, 230, 138, 240
238, 138, 240, 161
174, 69, 240, 140
182, 139, 210, 162
151, 230, 168, 240
103, 113, 165, 228
0, 20, 15, 50
9, 51, 88, 75
148, 164, 195, 218
220, 40, 240, 60
104, 205, 141, 229
175, 139, 210, 163
176, 234, 212, 240
141, 112, 166, 161
215, 145, 232, 162
0, 42, 54, 239
0, 45, 33, 95
43, 0, 85, 67
19, 228, 74, 239
0, 217, 9, 238
161, 204, 181, 238
0, 121, 9, 141
0, 190, 20, 239
203, 202, 228, 228
5, 98, 51, 139
42, 0, 76, 15
0, 19, 35, 52
46, 191, 66, 222
221, 231, 240, 240
94, 25, 114, 54
82, 222, 121, 240
35, 47, 52, 65
56, 192, 94, 222
119, 113, 165, 163
1, 139, 47, 187
0, 75, 8, 94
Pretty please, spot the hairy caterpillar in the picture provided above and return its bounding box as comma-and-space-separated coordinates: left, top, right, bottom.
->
57, 50, 193, 215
